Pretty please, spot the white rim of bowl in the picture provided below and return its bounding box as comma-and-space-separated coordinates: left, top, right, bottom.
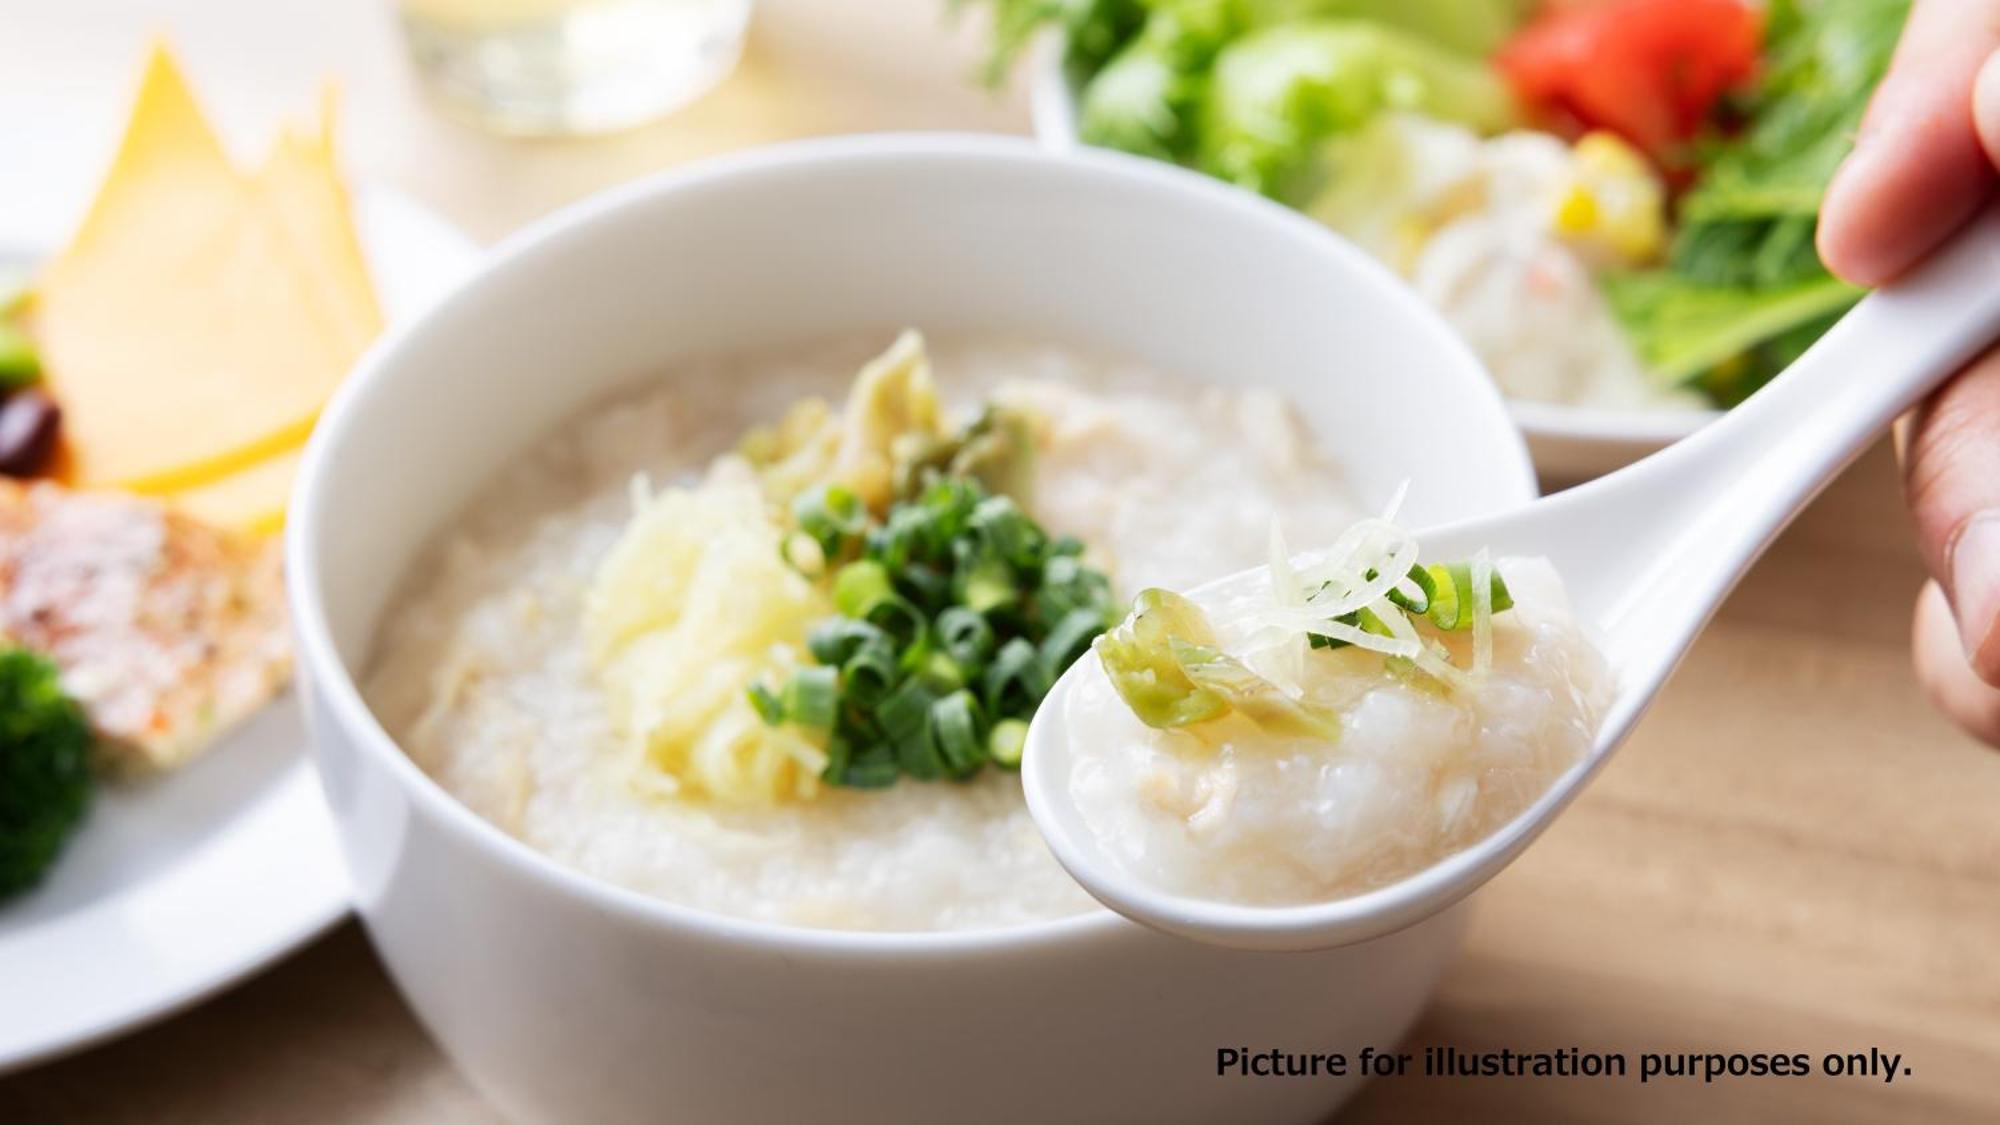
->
288, 132, 1535, 958
1027, 38, 1730, 451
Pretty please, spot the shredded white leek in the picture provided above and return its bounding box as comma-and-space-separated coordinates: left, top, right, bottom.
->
1097, 513, 1531, 744
1241, 517, 1421, 661
1257, 521, 1312, 689
1471, 549, 1495, 681
1411, 637, 1472, 693
1267, 521, 1304, 608
1217, 512, 1507, 688
1379, 478, 1411, 523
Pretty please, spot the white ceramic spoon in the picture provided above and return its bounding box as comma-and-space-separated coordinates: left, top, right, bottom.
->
1024, 202, 2000, 953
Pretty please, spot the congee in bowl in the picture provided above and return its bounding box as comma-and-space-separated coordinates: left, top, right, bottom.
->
365, 331, 1365, 931
293, 136, 1546, 1125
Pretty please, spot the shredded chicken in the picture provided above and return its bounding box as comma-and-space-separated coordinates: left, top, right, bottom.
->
0, 478, 290, 772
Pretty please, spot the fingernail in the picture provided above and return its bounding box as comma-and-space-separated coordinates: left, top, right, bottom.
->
1976, 49, 2000, 162
1949, 512, 2000, 676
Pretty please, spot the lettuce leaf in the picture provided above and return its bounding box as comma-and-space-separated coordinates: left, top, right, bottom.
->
1607, 0, 1908, 400
1240, 0, 1530, 58
962, 0, 1528, 79
1196, 21, 1516, 196
956, 0, 1146, 83
1602, 270, 1860, 401
1075, 0, 1238, 160
1670, 0, 1909, 287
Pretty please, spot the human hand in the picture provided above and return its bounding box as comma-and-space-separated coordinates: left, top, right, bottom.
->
1819, 0, 2000, 744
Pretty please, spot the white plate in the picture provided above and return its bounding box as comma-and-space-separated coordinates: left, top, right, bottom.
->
1029, 51, 1726, 481
0, 188, 480, 1073
1508, 399, 1719, 481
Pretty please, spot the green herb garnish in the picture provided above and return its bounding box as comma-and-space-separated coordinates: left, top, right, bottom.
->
0, 649, 93, 899
0, 277, 40, 392
1097, 554, 1516, 741
753, 474, 1120, 788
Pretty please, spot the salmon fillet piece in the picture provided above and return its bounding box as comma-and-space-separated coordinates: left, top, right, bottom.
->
0, 479, 290, 772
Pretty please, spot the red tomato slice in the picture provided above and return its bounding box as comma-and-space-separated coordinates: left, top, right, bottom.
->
1497, 0, 1762, 164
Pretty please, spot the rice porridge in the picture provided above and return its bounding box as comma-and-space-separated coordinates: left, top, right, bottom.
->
365, 334, 1361, 931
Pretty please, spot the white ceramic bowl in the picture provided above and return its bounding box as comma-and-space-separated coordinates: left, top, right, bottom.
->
288, 134, 1538, 1125
1030, 53, 1724, 480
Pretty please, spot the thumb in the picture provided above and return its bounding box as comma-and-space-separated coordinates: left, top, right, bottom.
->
1903, 345, 2000, 686
1818, 0, 2000, 286
1978, 46, 2000, 169
1914, 582, 2000, 746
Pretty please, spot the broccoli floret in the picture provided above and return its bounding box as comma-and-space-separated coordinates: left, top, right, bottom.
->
0, 649, 93, 898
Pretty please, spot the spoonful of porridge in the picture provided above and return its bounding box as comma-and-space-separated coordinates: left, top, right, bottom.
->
1022, 202, 2000, 952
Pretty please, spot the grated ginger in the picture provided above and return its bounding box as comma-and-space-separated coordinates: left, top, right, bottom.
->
584, 466, 831, 804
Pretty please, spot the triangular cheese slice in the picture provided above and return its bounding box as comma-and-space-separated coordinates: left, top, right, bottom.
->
33, 45, 377, 493
60, 43, 240, 256
165, 444, 302, 535
250, 92, 382, 358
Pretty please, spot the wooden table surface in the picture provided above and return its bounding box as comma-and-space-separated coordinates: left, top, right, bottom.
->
5, 3, 1999, 1122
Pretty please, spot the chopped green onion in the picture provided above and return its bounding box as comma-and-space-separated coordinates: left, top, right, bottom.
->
1308, 605, 1398, 651
881, 678, 943, 780
1097, 589, 1341, 740
841, 635, 900, 708
936, 606, 995, 668
867, 507, 923, 570
958, 556, 1018, 614
781, 531, 828, 577
1038, 554, 1115, 621
878, 677, 936, 744
842, 748, 901, 789
983, 636, 1048, 716
970, 495, 1042, 566
744, 666, 838, 731
833, 560, 894, 618
822, 729, 854, 782
896, 563, 951, 607
917, 650, 966, 692
793, 484, 867, 562
1420, 563, 1511, 631
1039, 606, 1108, 678
896, 733, 944, 780
987, 718, 1029, 769
928, 690, 987, 776
746, 681, 785, 726
864, 593, 927, 648
1095, 588, 1230, 729
782, 666, 839, 731
1170, 639, 1340, 740
767, 471, 1119, 790
1384, 565, 1436, 615
1294, 559, 1518, 686
807, 618, 887, 666
892, 404, 1037, 502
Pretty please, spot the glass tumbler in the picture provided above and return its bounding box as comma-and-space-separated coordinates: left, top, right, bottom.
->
397, 0, 751, 136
